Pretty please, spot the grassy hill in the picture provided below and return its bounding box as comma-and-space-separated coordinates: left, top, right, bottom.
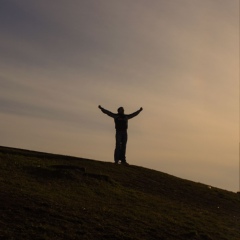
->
0, 146, 239, 240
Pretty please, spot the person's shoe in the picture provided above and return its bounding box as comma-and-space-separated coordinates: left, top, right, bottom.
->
121, 161, 129, 165
114, 161, 119, 164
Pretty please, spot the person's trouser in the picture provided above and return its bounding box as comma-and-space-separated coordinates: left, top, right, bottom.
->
114, 131, 128, 163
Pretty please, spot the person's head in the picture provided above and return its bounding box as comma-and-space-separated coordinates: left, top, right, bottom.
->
117, 107, 124, 114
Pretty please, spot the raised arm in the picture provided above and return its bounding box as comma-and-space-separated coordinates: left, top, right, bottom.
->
127, 107, 143, 119
98, 105, 116, 118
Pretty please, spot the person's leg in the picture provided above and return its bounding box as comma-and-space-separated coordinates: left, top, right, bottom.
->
120, 131, 128, 163
114, 131, 121, 163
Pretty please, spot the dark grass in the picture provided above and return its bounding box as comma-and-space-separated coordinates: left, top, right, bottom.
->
0, 146, 239, 240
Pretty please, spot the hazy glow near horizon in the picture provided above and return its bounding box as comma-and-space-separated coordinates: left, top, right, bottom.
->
0, 0, 239, 191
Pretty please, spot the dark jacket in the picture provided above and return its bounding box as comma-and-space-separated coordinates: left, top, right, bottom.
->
100, 108, 142, 131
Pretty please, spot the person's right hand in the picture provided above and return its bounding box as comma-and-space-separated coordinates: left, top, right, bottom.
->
98, 105, 102, 109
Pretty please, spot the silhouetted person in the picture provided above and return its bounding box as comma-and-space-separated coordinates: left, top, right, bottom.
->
98, 105, 143, 164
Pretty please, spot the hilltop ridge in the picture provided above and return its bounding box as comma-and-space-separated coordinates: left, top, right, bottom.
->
0, 146, 239, 240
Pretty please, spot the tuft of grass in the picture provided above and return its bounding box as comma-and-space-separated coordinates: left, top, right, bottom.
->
0, 146, 239, 240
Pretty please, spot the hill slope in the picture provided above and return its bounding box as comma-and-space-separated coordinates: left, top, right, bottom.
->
0, 146, 239, 240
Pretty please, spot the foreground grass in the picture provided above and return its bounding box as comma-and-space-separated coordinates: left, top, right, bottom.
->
0, 146, 239, 240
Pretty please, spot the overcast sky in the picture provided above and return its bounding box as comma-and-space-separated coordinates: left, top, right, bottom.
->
0, 0, 239, 192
